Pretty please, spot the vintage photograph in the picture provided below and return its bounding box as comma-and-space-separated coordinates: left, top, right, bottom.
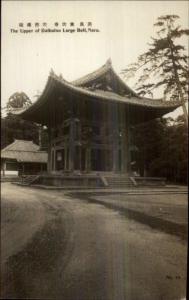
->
1, 1, 188, 299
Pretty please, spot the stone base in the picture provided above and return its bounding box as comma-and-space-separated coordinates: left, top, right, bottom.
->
133, 176, 166, 186
1, 175, 20, 182
36, 174, 104, 188
18, 173, 167, 189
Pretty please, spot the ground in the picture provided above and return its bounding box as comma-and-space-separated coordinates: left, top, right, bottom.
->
1, 182, 188, 300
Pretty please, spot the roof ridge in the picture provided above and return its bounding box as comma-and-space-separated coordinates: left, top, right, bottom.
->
71, 59, 138, 97
71, 60, 111, 86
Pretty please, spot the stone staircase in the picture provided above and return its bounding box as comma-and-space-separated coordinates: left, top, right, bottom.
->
105, 175, 135, 188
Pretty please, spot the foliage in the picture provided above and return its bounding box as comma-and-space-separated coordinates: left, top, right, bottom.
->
1, 114, 48, 150
122, 15, 189, 108
1, 114, 38, 149
2, 91, 49, 150
122, 14, 188, 182
133, 115, 188, 183
6, 92, 32, 113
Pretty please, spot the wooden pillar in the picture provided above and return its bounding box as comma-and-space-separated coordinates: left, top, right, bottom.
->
85, 147, 91, 173
127, 120, 131, 173
74, 119, 82, 171
53, 146, 56, 173
78, 146, 82, 171
112, 103, 119, 173
64, 147, 67, 171
68, 118, 75, 172
50, 149, 54, 172
120, 107, 127, 173
66, 147, 69, 170
47, 127, 52, 173
38, 125, 42, 149
2, 161, 6, 176
47, 147, 51, 173
120, 106, 131, 173
50, 148, 56, 171
78, 121, 82, 171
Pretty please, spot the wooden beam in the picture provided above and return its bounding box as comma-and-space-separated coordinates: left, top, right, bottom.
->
112, 103, 119, 173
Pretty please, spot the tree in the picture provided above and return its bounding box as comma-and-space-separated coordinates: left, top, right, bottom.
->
122, 15, 189, 124
1, 114, 49, 150
1, 114, 39, 149
6, 92, 32, 113
1, 91, 49, 150
132, 116, 188, 183
132, 118, 167, 176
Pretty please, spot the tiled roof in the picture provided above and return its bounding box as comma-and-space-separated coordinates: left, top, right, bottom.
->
72, 59, 112, 86
72, 59, 138, 96
51, 74, 180, 109
2, 140, 40, 152
15, 60, 182, 119
1, 140, 47, 163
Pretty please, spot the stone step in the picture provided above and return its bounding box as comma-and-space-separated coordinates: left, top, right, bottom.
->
108, 183, 134, 186
107, 177, 131, 179
108, 181, 133, 184
105, 176, 134, 188
106, 180, 132, 183
108, 179, 132, 181
107, 180, 132, 183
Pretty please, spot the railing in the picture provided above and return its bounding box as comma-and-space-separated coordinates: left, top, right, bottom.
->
130, 177, 137, 186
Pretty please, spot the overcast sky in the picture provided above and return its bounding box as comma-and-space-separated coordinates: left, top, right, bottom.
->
2, 1, 189, 117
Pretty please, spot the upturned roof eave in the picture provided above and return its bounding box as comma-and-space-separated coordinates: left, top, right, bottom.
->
51, 74, 181, 109
17, 67, 181, 119
15, 75, 55, 117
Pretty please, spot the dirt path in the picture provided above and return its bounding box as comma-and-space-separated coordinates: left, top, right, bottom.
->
1, 183, 187, 300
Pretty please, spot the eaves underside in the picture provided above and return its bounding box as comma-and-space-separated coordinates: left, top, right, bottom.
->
18, 75, 181, 119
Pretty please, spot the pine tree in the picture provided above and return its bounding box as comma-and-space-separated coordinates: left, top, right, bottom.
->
122, 15, 189, 124
1, 91, 49, 150
6, 92, 32, 114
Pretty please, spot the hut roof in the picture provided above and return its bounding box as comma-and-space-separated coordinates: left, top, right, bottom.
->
1, 140, 47, 163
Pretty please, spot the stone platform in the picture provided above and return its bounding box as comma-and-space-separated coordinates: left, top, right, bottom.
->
37, 174, 104, 188
13, 173, 169, 189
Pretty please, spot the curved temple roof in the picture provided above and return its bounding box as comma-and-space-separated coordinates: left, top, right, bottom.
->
72, 58, 138, 96
16, 59, 181, 121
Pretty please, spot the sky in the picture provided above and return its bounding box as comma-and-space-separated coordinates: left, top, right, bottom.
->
1, 1, 189, 118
